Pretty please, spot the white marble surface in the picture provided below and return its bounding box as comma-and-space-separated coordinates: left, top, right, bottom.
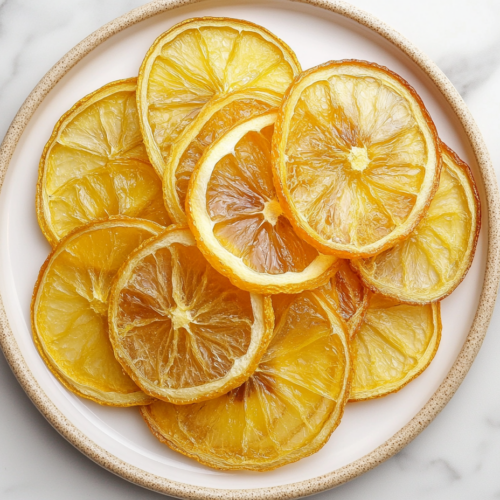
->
1, 0, 500, 498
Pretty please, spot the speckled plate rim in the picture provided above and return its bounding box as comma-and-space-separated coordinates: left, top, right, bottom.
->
0, 0, 499, 498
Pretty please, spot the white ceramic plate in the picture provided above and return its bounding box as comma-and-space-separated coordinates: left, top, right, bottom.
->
0, 0, 496, 497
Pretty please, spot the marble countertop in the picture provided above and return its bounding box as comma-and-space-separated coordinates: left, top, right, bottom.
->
1, 0, 500, 498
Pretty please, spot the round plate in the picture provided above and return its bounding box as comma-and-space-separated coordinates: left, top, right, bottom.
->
0, 1, 498, 498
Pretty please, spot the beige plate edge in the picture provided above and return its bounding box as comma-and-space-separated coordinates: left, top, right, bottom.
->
0, 0, 499, 498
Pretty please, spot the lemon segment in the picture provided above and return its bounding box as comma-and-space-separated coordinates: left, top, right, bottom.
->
31, 218, 163, 406
350, 293, 441, 401
137, 17, 301, 177
352, 143, 481, 303
141, 288, 351, 471
323, 260, 369, 338
36, 79, 171, 246
273, 60, 441, 258
108, 226, 274, 404
186, 111, 339, 294
164, 89, 281, 223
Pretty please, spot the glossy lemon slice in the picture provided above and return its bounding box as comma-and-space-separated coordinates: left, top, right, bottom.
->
137, 17, 301, 177
31, 218, 162, 406
186, 111, 338, 294
108, 226, 274, 404
352, 143, 481, 303
141, 288, 351, 471
36, 79, 170, 246
164, 89, 281, 223
350, 293, 441, 401
273, 60, 441, 258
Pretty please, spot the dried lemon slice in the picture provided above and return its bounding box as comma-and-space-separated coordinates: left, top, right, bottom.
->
137, 17, 301, 177
31, 218, 162, 406
164, 89, 281, 223
141, 288, 351, 471
186, 111, 338, 294
273, 60, 441, 258
108, 226, 274, 404
352, 143, 481, 303
350, 293, 441, 401
324, 260, 369, 338
36, 78, 170, 246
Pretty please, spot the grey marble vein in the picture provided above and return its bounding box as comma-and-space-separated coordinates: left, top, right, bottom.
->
427, 459, 461, 483
486, 416, 500, 429
438, 38, 500, 99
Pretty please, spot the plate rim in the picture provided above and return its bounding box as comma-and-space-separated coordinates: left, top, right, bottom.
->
0, 0, 499, 498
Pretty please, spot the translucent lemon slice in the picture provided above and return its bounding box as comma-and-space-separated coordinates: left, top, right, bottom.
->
137, 17, 301, 177
187, 111, 338, 294
324, 260, 369, 337
164, 88, 281, 223
108, 226, 274, 404
36, 79, 170, 246
351, 293, 441, 401
141, 288, 351, 470
352, 143, 481, 303
273, 60, 441, 258
31, 218, 162, 406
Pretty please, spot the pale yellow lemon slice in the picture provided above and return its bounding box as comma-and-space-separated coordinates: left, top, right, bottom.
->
31, 218, 162, 406
351, 293, 441, 401
273, 60, 441, 258
36, 78, 170, 246
137, 17, 301, 177
352, 143, 481, 303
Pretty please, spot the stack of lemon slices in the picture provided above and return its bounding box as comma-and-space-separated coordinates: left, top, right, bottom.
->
31, 18, 480, 471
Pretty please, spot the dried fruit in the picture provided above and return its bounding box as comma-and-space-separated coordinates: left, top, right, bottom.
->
31, 218, 162, 406
164, 89, 281, 223
187, 111, 338, 293
141, 288, 351, 470
137, 17, 301, 176
350, 293, 441, 401
108, 226, 274, 404
352, 143, 480, 303
37, 79, 170, 246
273, 60, 441, 258
325, 260, 369, 337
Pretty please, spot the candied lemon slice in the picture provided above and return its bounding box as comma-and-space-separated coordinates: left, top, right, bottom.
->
273, 60, 441, 258
36, 79, 171, 246
141, 288, 351, 471
137, 17, 301, 177
31, 218, 163, 406
108, 226, 274, 404
164, 89, 281, 223
352, 143, 481, 303
351, 293, 441, 401
186, 111, 338, 294
324, 260, 369, 337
